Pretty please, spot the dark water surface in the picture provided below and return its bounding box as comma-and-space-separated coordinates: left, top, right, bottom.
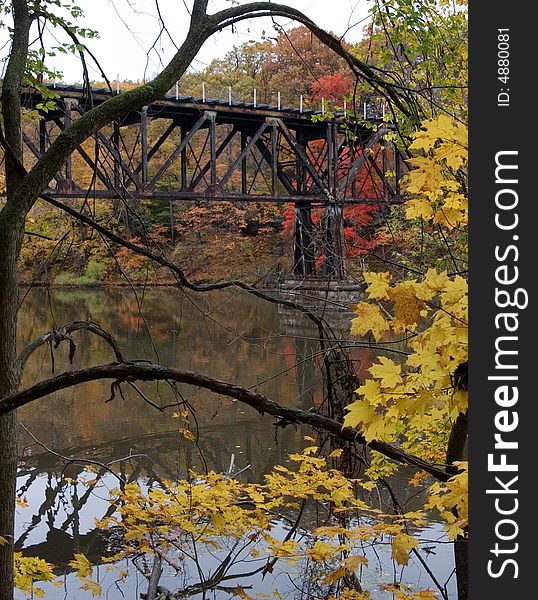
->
14, 287, 455, 599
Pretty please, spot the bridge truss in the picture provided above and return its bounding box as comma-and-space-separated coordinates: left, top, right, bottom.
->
21, 84, 409, 278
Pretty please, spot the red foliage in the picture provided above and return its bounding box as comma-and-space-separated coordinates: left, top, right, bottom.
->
282, 202, 383, 263
310, 73, 355, 103
281, 142, 387, 265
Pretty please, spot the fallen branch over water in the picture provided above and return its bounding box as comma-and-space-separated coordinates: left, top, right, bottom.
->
0, 361, 451, 482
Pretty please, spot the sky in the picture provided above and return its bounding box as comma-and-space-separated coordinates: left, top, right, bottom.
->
7, 0, 372, 84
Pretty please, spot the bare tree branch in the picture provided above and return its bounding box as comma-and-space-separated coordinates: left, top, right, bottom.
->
0, 361, 451, 482
16, 320, 125, 373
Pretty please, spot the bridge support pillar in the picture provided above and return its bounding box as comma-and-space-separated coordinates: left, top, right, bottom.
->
323, 203, 346, 280
63, 98, 75, 180
293, 205, 315, 277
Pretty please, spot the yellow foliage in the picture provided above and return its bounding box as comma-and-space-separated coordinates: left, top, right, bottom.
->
179, 427, 195, 441
350, 302, 390, 341
404, 115, 468, 228
348, 115, 468, 542
69, 553, 93, 577
67, 553, 103, 596
388, 283, 427, 331
348, 266, 467, 456
92, 447, 435, 599
426, 462, 468, 539
343, 400, 392, 442
80, 578, 103, 597
234, 586, 255, 600
328, 590, 370, 600
343, 554, 368, 571
14, 554, 57, 597
363, 271, 391, 299
369, 357, 403, 389
306, 539, 345, 563
382, 584, 438, 600
322, 565, 348, 585
405, 198, 434, 221
391, 533, 419, 566
355, 379, 384, 407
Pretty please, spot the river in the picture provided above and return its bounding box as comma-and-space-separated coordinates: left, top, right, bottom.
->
14, 287, 456, 599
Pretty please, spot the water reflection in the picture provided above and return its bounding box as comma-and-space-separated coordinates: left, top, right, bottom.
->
14, 287, 454, 598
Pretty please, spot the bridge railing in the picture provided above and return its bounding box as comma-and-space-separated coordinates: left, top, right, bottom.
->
41, 77, 388, 120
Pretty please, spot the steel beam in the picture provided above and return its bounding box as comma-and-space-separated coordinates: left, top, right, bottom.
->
149, 112, 209, 188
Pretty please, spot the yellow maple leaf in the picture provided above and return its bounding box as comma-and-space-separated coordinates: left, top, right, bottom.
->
350, 302, 390, 341
369, 357, 402, 388
424, 269, 450, 292
322, 565, 347, 585
343, 401, 389, 442
363, 271, 391, 299
80, 578, 103, 597
179, 428, 195, 442
414, 591, 439, 600
248, 487, 265, 504
405, 198, 434, 221
266, 537, 300, 559
391, 533, 419, 566
406, 157, 444, 196
444, 192, 467, 211
312, 526, 350, 538
440, 276, 467, 305
382, 584, 438, 600
389, 286, 426, 331
436, 141, 467, 171
426, 462, 468, 539
343, 400, 376, 430
449, 389, 468, 419
343, 554, 368, 571
328, 448, 344, 458
433, 207, 465, 229
307, 539, 340, 562
69, 553, 93, 578
410, 115, 466, 150
355, 379, 383, 406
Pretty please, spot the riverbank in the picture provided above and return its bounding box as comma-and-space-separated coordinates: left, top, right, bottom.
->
19, 226, 292, 287
19, 200, 402, 291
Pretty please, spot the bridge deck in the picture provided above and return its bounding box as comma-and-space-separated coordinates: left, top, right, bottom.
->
23, 83, 379, 140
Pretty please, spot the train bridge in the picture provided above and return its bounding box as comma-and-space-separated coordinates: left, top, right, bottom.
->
21, 84, 408, 279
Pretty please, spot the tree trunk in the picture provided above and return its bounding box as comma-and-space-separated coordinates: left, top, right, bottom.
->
0, 224, 24, 600
446, 411, 468, 600
0, 0, 29, 594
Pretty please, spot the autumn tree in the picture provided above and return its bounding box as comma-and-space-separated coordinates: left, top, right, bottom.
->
180, 25, 352, 108
355, 0, 468, 127
180, 39, 275, 102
